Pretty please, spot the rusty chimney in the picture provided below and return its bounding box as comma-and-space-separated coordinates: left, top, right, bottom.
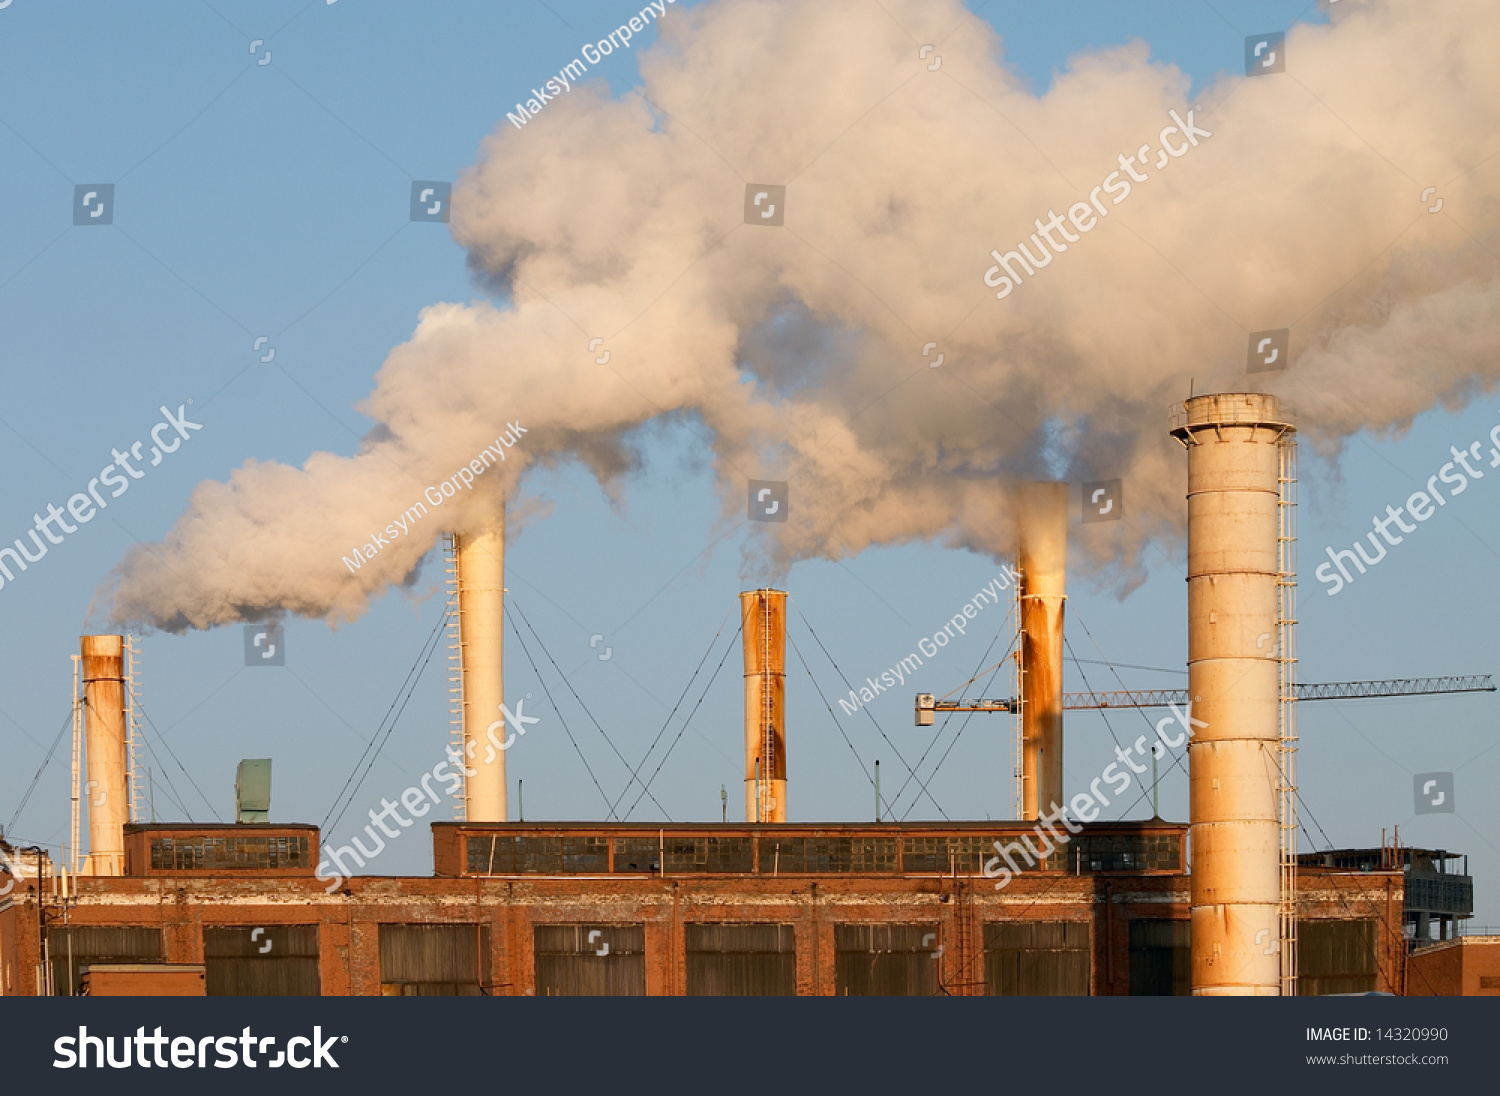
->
455, 521, 506, 822
81, 635, 128, 875
741, 589, 787, 823
1171, 392, 1293, 995
1016, 482, 1067, 821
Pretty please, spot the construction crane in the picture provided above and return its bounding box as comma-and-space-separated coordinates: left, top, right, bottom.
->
914, 675, 1496, 724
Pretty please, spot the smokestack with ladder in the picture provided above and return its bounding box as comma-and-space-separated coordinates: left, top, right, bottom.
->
455, 521, 506, 822
741, 589, 787, 823
1016, 482, 1067, 821
81, 635, 128, 875
1170, 393, 1293, 996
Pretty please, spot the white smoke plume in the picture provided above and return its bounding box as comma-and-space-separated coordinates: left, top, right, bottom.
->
107, 0, 1500, 630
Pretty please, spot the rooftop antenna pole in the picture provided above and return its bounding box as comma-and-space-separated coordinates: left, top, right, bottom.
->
518, 779, 523, 823
875, 760, 881, 823
1152, 750, 1159, 819
720, 785, 726, 823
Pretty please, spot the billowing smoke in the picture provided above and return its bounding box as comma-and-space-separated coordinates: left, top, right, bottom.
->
107, 0, 1500, 630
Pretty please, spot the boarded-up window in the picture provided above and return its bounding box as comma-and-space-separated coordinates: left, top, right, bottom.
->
534, 925, 646, 996
984, 922, 1090, 996
48, 926, 162, 996
1299, 920, 1378, 996
1129, 920, 1190, 996
835, 924, 940, 996
686, 924, 795, 996
379, 924, 489, 996
204, 926, 320, 996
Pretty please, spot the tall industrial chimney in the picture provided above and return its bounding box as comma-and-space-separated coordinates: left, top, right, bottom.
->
1016, 482, 1066, 821
455, 522, 506, 822
81, 635, 128, 876
1170, 393, 1292, 996
741, 589, 787, 823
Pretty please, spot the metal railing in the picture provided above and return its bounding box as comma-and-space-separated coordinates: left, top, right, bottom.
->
1168, 394, 1297, 432
1455, 922, 1500, 937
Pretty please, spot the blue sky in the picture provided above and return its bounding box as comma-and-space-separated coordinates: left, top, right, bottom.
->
2, 0, 1497, 922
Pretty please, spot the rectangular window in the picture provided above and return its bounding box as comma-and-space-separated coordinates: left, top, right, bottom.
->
533, 925, 646, 996
614, 836, 753, 873
204, 926, 320, 996
1128, 920, 1190, 996
762, 837, 898, 873
1299, 920, 1378, 996
685, 924, 795, 996
834, 924, 940, 996
905, 835, 1063, 874
149, 834, 310, 871
466, 835, 608, 874
48, 926, 163, 997
1076, 833, 1181, 872
379, 924, 489, 996
983, 922, 1090, 996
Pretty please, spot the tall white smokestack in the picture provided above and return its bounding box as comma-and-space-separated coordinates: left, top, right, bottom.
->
1016, 483, 1066, 821
455, 524, 506, 822
81, 635, 127, 876
741, 589, 787, 823
1170, 393, 1292, 996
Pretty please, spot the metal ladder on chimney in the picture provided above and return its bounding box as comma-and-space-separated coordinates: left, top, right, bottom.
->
125, 635, 145, 825
445, 536, 466, 820
70, 654, 83, 875
1012, 572, 1025, 820
759, 592, 775, 822
1277, 435, 1299, 995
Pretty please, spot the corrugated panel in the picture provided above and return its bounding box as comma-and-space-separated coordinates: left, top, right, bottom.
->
834, 923, 940, 996
685, 924, 795, 996
379, 924, 488, 995
1128, 920, 1190, 996
533, 925, 646, 996
48, 926, 162, 997
983, 921, 1090, 996
204, 926, 320, 997
1299, 920, 1378, 996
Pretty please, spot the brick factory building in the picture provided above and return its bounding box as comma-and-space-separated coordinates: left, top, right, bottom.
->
1, 820, 1404, 996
